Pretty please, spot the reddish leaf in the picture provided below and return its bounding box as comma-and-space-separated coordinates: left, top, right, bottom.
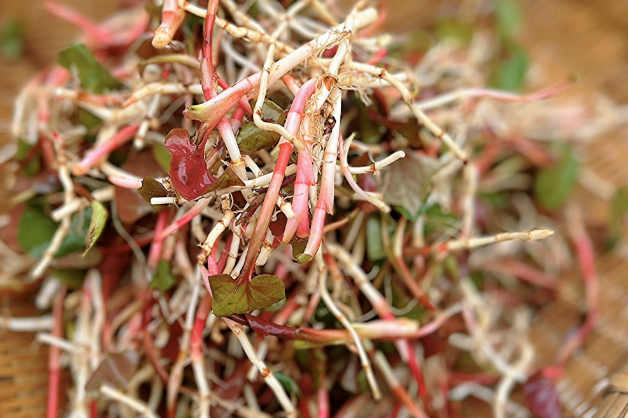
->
524, 373, 561, 418
209, 274, 286, 317
165, 128, 216, 201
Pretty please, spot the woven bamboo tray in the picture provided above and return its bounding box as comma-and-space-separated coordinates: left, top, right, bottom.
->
1, 1, 627, 417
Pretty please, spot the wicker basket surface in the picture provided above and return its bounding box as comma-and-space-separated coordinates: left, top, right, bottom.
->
1, 1, 627, 417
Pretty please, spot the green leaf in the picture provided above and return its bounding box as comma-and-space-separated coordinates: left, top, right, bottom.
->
150, 260, 177, 292
204, 165, 245, 193
396, 29, 432, 59
434, 19, 475, 43
609, 188, 628, 243
366, 216, 386, 262
494, 0, 522, 39
15, 139, 33, 160
51, 268, 86, 289
296, 253, 312, 264
18, 204, 92, 258
534, 144, 579, 210
274, 371, 301, 397
479, 192, 508, 209
84, 201, 108, 256
357, 99, 382, 144
138, 177, 171, 204
152, 143, 171, 173
15, 138, 41, 177
182, 13, 204, 37
1, 20, 24, 60
259, 99, 287, 124
423, 204, 458, 235
491, 46, 528, 92
209, 274, 286, 317
291, 237, 307, 260
237, 123, 279, 154
379, 152, 438, 221
57, 44, 123, 94
236, 100, 287, 154
77, 108, 102, 133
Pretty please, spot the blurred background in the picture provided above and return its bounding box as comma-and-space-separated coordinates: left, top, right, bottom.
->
0, 1, 627, 417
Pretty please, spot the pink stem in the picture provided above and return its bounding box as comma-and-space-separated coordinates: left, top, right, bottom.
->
317, 386, 330, 418
484, 259, 559, 290
240, 142, 294, 282
45, 1, 107, 39
200, 0, 220, 102
218, 77, 253, 114
73, 125, 139, 175
396, 256, 435, 311
153, 0, 186, 48
282, 74, 301, 95
405, 341, 430, 414
157, 199, 209, 243
303, 96, 341, 260
367, 48, 387, 65
282, 80, 319, 242
356, 2, 387, 38
239, 80, 317, 278
46, 285, 66, 418
45, 1, 148, 47
148, 209, 170, 270
108, 176, 142, 189
199, 1, 245, 166
191, 293, 212, 361
181, 38, 320, 126
555, 213, 599, 366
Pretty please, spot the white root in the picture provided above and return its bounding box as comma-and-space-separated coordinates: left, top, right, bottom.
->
314, 250, 381, 400
223, 318, 296, 417
100, 384, 159, 418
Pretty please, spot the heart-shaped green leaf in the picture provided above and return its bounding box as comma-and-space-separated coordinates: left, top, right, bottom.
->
209, 274, 286, 317
84, 201, 108, 256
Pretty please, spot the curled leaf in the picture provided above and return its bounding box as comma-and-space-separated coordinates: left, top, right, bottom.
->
209, 274, 286, 317
84, 201, 108, 256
